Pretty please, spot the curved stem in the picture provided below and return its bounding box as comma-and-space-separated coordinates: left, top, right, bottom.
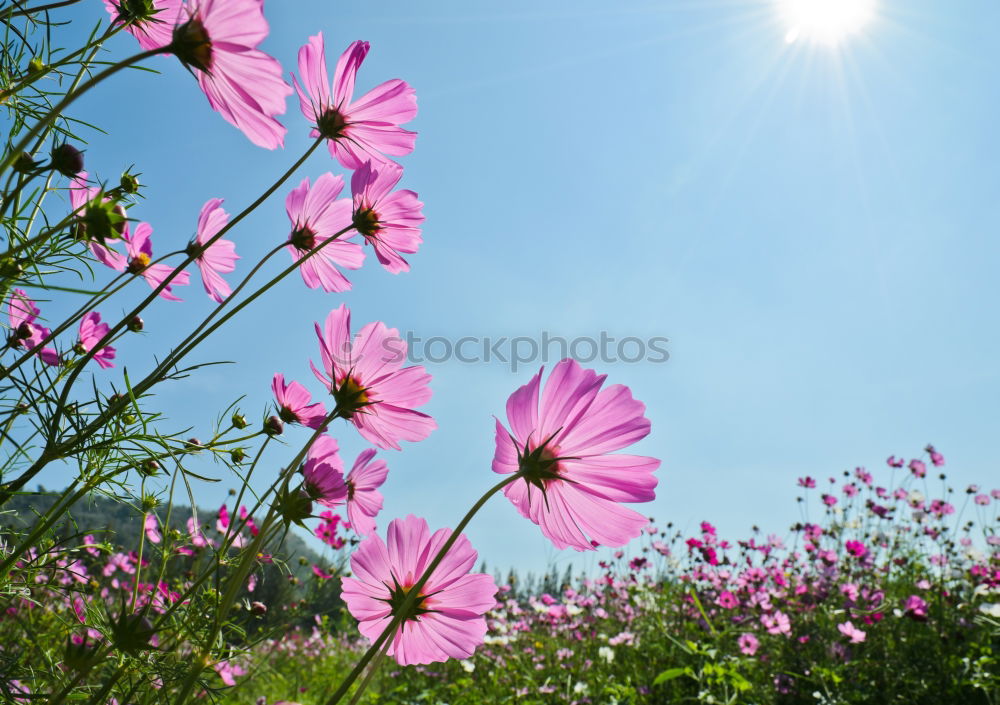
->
1, 0, 82, 20
322, 473, 521, 705
1, 45, 163, 175
0, 141, 325, 500
171, 407, 343, 705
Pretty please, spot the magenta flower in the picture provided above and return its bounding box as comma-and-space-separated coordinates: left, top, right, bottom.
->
302, 435, 347, 507
903, 594, 928, 621
285, 173, 364, 292
492, 358, 660, 551
6, 289, 58, 365
189, 198, 238, 303
351, 160, 424, 273
124, 223, 190, 300
75, 312, 116, 368
312, 304, 436, 450
272, 373, 327, 429
312, 564, 334, 580
69, 173, 127, 272
738, 633, 759, 656
216, 504, 230, 534
340, 514, 497, 665
292, 34, 417, 169
845, 540, 867, 558
909, 459, 927, 478
345, 449, 389, 536
103, 0, 183, 50
170, 0, 292, 149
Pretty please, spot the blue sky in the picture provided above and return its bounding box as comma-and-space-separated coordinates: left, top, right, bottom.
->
27, 0, 1000, 575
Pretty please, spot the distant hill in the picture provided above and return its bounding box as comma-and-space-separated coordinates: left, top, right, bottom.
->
0, 487, 327, 571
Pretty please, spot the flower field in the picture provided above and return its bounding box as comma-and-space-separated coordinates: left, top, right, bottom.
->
1, 1, 998, 703
3, 447, 997, 703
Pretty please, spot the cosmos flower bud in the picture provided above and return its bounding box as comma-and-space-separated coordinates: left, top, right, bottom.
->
64, 633, 99, 671
50, 143, 84, 177
185, 438, 203, 453
139, 459, 160, 477
12, 152, 36, 174
231, 412, 248, 429
109, 611, 156, 656
78, 199, 126, 244
230, 448, 247, 464
28, 57, 44, 74
251, 601, 267, 615
275, 487, 312, 527
110, 0, 157, 25
119, 171, 140, 194
263, 415, 284, 436
127, 315, 144, 332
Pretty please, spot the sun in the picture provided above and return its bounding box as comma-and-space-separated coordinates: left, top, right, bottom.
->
778, 0, 876, 45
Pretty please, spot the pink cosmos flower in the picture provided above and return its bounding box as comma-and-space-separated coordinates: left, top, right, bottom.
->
69, 173, 127, 271
341, 514, 497, 665
350, 160, 424, 273
312, 564, 334, 580
272, 373, 328, 429
975, 493, 990, 506
187, 516, 210, 548
738, 632, 759, 656
6, 289, 58, 364
292, 34, 417, 169
716, 591, 738, 609
216, 504, 230, 534
302, 435, 347, 507
909, 459, 927, 478
103, 0, 184, 50
124, 222, 190, 300
837, 620, 866, 643
170, 0, 292, 149
144, 515, 162, 544
926, 444, 945, 466
492, 358, 660, 551
189, 198, 238, 303
345, 448, 389, 536
213, 659, 245, 687
311, 304, 436, 450
76, 312, 115, 368
761, 610, 791, 636
903, 594, 928, 621
285, 173, 364, 292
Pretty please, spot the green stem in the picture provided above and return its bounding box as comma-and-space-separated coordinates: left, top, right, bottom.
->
0, 141, 324, 500
171, 408, 343, 705
1, 45, 164, 175
346, 635, 391, 705
1, 0, 82, 20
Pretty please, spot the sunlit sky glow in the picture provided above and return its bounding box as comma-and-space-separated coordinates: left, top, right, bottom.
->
779, 0, 877, 44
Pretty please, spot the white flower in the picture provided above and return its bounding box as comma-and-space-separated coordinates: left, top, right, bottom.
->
460, 659, 475, 673
979, 603, 1000, 618
573, 682, 589, 694
598, 646, 615, 664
